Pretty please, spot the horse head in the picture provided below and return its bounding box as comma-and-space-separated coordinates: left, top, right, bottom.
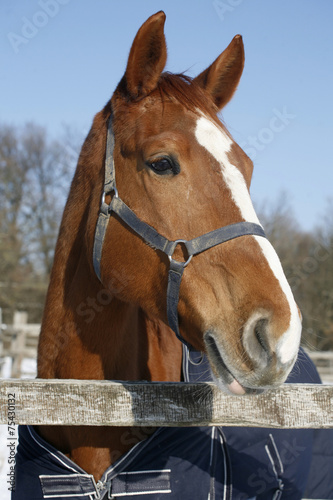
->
90, 11, 302, 395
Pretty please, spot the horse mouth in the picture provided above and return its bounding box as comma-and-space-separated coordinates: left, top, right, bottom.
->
204, 333, 264, 396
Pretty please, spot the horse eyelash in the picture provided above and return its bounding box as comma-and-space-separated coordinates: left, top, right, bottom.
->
146, 156, 180, 176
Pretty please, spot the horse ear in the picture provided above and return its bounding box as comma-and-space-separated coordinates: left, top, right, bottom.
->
193, 35, 245, 110
123, 11, 167, 99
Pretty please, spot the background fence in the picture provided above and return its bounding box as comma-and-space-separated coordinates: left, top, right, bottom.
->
0, 311, 39, 378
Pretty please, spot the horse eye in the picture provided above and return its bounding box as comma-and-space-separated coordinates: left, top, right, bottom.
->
147, 158, 177, 175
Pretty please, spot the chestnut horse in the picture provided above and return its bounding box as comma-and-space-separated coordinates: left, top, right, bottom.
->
36, 11, 301, 485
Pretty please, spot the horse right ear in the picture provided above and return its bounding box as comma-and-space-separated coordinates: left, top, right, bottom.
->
120, 11, 167, 100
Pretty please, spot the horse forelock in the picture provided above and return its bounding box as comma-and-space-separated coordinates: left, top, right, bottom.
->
114, 72, 219, 122
157, 73, 217, 116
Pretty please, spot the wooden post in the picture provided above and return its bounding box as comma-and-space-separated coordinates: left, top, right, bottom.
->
11, 311, 28, 378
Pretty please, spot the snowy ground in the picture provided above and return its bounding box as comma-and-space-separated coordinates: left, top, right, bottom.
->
0, 358, 36, 500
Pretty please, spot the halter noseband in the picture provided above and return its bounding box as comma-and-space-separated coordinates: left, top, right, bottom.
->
93, 116, 266, 348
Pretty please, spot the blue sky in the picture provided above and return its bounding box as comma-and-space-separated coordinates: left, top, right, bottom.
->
1, 0, 332, 230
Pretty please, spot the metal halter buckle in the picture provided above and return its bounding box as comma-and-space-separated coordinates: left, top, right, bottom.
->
168, 239, 193, 267
93, 478, 103, 499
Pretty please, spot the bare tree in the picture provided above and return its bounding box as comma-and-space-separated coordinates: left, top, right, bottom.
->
0, 123, 73, 322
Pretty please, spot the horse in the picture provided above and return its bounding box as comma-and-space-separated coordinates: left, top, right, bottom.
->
15, 10, 304, 500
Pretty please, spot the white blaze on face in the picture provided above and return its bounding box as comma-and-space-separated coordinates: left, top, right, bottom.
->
195, 116, 301, 364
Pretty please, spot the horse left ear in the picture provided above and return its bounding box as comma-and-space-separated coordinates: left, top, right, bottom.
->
193, 35, 245, 110
122, 11, 167, 99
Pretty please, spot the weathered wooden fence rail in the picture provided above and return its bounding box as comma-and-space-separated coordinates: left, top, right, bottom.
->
1, 379, 332, 429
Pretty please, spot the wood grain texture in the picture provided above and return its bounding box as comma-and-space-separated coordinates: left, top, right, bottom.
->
1, 379, 332, 428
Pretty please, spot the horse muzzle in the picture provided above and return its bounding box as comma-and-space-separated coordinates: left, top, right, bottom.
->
204, 317, 301, 395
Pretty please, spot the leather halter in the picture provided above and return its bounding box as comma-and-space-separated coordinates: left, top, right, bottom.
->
93, 116, 266, 348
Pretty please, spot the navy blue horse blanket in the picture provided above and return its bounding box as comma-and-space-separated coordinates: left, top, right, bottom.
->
12, 349, 333, 499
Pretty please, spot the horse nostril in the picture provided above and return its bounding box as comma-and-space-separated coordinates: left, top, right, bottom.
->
242, 314, 273, 367
254, 318, 270, 354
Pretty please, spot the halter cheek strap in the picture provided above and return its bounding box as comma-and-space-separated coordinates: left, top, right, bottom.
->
93, 117, 266, 348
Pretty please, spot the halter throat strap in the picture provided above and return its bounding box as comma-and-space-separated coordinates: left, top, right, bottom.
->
93, 117, 266, 348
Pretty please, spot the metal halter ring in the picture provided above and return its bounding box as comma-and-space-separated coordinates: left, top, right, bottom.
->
168, 239, 193, 267
101, 186, 119, 206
